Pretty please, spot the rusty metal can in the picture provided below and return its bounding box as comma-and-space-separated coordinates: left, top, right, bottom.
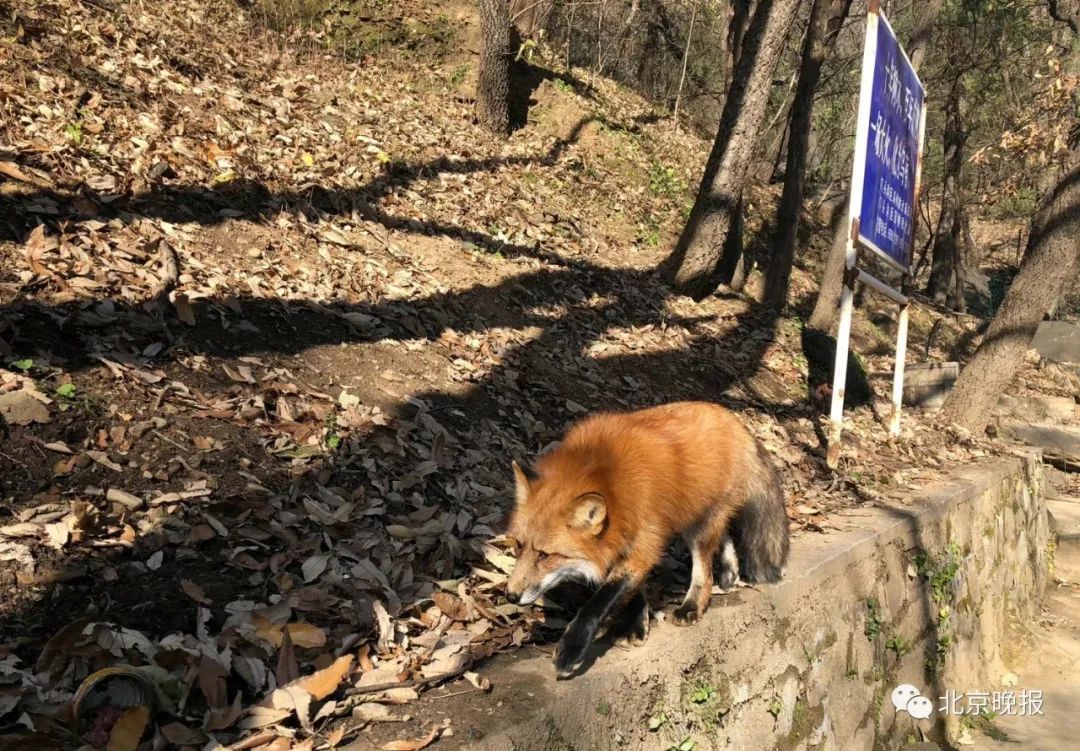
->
72, 666, 158, 728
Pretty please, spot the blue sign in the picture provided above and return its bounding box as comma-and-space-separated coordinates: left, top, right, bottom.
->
854, 12, 925, 272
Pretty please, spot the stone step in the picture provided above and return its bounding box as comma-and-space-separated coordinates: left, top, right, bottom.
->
1049, 498, 1080, 583
1033, 320, 1080, 365
1048, 498, 1080, 537
1000, 421, 1080, 467
1045, 465, 1071, 492
996, 394, 1077, 425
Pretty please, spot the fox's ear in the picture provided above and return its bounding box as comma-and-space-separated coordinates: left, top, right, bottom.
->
511, 461, 535, 506
571, 493, 606, 535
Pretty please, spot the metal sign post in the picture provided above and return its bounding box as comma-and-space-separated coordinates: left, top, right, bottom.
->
827, 4, 927, 469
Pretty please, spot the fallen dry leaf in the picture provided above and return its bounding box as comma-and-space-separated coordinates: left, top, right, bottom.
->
181, 579, 212, 605
160, 722, 208, 745
276, 624, 299, 686
85, 450, 122, 472
0, 391, 51, 426
288, 654, 353, 701
255, 615, 328, 649
106, 705, 150, 751
382, 726, 441, 751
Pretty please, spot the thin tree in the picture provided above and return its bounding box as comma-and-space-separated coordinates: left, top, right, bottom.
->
806, 0, 944, 331
672, 1, 700, 130
926, 76, 968, 309
477, 0, 512, 135
763, 0, 854, 310
663, 0, 803, 299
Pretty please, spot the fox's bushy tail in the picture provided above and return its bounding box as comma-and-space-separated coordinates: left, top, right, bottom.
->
730, 441, 790, 582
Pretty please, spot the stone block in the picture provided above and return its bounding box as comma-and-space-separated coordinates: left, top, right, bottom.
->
1032, 320, 1080, 364
902, 362, 959, 409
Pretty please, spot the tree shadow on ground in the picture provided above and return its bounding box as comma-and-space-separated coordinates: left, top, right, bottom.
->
0, 248, 805, 649
1, 107, 645, 248
0, 109, 830, 693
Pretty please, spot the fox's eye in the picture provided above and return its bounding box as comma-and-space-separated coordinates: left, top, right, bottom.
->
536, 551, 550, 562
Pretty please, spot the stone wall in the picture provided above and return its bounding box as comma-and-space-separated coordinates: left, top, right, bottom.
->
471, 454, 1050, 751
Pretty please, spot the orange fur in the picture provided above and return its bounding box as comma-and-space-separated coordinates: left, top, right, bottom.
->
507, 401, 789, 633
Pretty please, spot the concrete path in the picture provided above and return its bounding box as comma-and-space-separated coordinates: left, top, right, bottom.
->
974, 492, 1080, 749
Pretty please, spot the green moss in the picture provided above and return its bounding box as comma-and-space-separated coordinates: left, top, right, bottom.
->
647, 161, 689, 199
767, 696, 783, 718
914, 542, 963, 669
865, 598, 884, 641
885, 634, 912, 658
776, 697, 825, 751
679, 667, 732, 731
962, 710, 1012, 742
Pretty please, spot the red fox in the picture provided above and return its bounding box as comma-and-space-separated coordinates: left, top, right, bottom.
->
505, 401, 789, 677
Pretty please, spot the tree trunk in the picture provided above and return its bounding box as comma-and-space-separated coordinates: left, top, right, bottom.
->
907, 0, 945, 71
928, 79, 967, 305
726, 0, 753, 92
764, 0, 853, 310
664, 0, 801, 299
939, 156, 1080, 433
806, 0, 942, 329
712, 1, 755, 290
953, 204, 972, 314
477, 0, 512, 135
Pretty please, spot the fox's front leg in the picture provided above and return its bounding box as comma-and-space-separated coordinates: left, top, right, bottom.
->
554, 576, 636, 677
608, 590, 650, 646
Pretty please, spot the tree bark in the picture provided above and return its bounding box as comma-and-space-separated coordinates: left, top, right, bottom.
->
927, 78, 967, 306
907, 0, 945, 71
764, 0, 853, 310
664, 0, 801, 299
807, 0, 943, 330
939, 155, 1080, 433
713, 1, 755, 291
477, 0, 512, 135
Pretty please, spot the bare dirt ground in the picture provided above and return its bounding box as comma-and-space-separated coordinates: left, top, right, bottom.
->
0, 1, 1070, 749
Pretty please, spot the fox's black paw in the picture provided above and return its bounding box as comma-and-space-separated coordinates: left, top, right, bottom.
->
554, 633, 589, 678
672, 604, 701, 626
625, 607, 650, 645
718, 569, 737, 590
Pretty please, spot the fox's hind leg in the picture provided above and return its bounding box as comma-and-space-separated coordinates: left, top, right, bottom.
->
717, 534, 739, 590
674, 520, 725, 626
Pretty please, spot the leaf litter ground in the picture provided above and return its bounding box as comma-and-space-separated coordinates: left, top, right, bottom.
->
0, 1, 1067, 749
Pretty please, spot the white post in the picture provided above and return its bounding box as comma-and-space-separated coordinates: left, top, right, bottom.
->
889, 301, 910, 436
827, 8, 879, 470
827, 235, 857, 470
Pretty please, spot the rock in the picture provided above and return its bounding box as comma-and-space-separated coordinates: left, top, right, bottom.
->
0, 390, 51, 426
1000, 421, 1080, 466
964, 266, 992, 314
996, 394, 1076, 424
1042, 359, 1080, 395
1033, 320, 1080, 365
902, 362, 959, 410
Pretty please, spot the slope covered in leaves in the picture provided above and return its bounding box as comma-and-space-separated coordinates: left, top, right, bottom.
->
0, 1, 1059, 749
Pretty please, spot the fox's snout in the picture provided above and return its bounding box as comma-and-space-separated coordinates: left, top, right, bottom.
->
506, 583, 541, 605
506, 564, 542, 605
